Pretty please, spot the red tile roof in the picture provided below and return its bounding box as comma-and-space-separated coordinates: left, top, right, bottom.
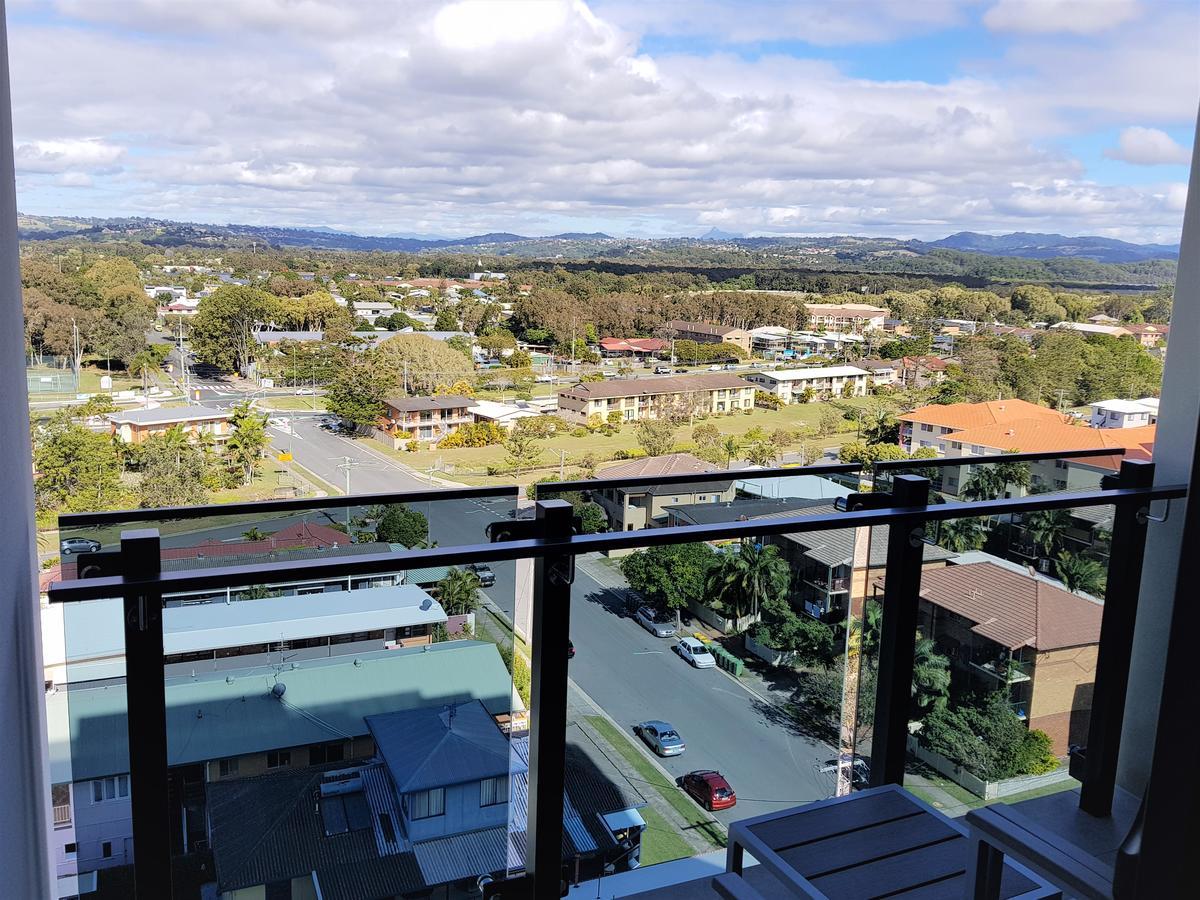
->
160, 521, 351, 561
900, 399, 1064, 431
598, 337, 668, 352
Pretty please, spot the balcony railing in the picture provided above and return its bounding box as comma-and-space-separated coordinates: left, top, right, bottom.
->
52, 804, 71, 826
45, 454, 1184, 899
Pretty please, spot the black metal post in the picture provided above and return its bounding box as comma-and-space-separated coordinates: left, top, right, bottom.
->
121, 529, 172, 899
526, 499, 574, 899
869, 475, 929, 787
1078, 459, 1154, 817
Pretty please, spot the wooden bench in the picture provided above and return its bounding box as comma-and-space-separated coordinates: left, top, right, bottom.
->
725, 784, 1061, 899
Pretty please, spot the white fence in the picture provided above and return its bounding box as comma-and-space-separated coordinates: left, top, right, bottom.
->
907, 735, 1074, 800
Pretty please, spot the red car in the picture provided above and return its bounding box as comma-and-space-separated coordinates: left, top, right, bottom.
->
677, 770, 737, 811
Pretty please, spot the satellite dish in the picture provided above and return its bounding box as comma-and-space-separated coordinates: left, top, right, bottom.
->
271, 682, 286, 700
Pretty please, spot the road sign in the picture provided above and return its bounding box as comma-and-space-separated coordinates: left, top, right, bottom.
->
277, 452, 293, 462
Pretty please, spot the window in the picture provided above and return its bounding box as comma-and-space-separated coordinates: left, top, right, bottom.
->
308, 742, 345, 765
920, 423, 933, 432
218, 758, 239, 778
102, 842, 112, 859
266, 750, 291, 769
91, 776, 129, 803
480, 775, 508, 808
408, 787, 445, 820
64, 843, 77, 855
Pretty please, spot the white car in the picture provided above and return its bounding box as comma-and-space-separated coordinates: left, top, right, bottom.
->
708, 364, 721, 371
534, 374, 556, 383
675, 637, 716, 669
634, 605, 676, 638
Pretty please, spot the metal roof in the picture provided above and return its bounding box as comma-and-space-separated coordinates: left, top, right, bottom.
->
46, 640, 513, 783
106, 405, 232, 425
750, 366, 870, 382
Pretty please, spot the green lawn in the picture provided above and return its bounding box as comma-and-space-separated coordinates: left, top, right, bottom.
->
27, 364, 141, 397
585, 715, 726, 851
639, 805, 696, 866
261, 395, 328, 411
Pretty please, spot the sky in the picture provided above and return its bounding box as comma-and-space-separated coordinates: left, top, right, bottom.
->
6, 0, 1199, 242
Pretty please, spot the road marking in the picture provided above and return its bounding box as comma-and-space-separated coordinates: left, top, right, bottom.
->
632, 650, 663, 655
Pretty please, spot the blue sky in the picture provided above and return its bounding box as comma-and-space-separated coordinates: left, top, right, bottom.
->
6, 0, 1198, 242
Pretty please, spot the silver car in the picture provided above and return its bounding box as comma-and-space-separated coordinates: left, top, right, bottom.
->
634, 720, 686, 757
634, 605, 675, 637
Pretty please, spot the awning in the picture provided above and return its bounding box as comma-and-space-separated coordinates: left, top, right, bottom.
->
601, 807, 647, 837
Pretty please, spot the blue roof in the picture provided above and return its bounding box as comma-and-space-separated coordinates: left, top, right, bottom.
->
367, 699, 524, 793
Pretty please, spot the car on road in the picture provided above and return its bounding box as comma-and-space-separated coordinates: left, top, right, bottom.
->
465, 563, 496, 587
634, 720, 685, 757
677, 770, 736, 811
708, 364, 722, 371
634, 605, 676, 637
816, 756, 870, 789
723, 363, 738, 370
295, 388, 315, 395
675, 368, 688, 374
675, 636, 716, 668
60, 537, 102, 555
535, 374, 556, 383
653, 365, 672, 375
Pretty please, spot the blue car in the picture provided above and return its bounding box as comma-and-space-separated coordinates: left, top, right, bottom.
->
634, 720, 686, 757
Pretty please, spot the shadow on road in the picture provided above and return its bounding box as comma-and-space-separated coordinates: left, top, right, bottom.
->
579, 585, 640, 618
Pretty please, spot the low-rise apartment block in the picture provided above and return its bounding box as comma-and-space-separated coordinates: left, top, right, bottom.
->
744, 365, 869, 402
592, 453, 734, 534
380, 395, 473, 446
665, 320, 752, 354
802, 303, 888, 332
557, 373, 754, 424
106, 406, 233, 444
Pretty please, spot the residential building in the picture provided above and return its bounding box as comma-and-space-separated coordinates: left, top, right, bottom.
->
898, 355, 950, 387
664, 320, 752, 354
105, 406, 233, 445
903, 560, 1103, 754
854, 358, 900, 386
556, 373, 754, 425
469, 399, 544, 430
592, 453, 734, 534
1090, 398, 1159, 429
744, 365, 869, 402
748, 326, 792, 356
597, 337, 668, 360
1051, 321, 1132, 339
351, 300, 397, 323
1123, 323, 1169, 348
380, 395, 473, 446
802, 303, 888, 332
898, 399, 1067, 455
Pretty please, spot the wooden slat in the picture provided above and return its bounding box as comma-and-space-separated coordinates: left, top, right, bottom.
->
881, 864, 1043, 900
809, 836, 964, 899
779, 812, 959, 878
748, 790, 921, 850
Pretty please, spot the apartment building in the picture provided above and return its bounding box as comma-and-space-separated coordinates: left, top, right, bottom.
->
1123, 323, 1169, 348
665, 320, 752, 354
380, 395, 473, 446
802, 303, 888, 332
556, 373, 754, 424
592, 453, 734, 534
744, 365, 869, 402
105, 406, 233, 445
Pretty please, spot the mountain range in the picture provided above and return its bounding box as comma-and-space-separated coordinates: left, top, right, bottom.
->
15, 214, 1178, 264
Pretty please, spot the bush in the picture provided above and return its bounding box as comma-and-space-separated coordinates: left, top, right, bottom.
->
920, 693, 1059, 781
513, 652, 531, 706
755, 389, 783, 410
1014, 729, 1060, 775
437, 421, 506, 449
571, 427, 590, 437
612, 448, 648, 460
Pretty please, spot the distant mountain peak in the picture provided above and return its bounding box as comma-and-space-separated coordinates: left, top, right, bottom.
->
700, 226, 743, 240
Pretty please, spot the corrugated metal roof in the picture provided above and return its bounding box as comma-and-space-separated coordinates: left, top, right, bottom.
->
107, 405, 231, 425
413, 826, 510, 885
47, 640, 513, 783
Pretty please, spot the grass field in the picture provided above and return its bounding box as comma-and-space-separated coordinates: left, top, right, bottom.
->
386, 398, 874, 488
638, 804, 697, 865
27, 364, 141, 396
585, 714, 727, 851
261, 395, 328, 411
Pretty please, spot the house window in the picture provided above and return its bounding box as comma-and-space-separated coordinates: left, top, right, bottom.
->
91, 776, 129, 803
102, 842, 112, 859
218, 758, 239, 778
308, 742, 346, 765
408, 787, 445, 820
64, 844, 77, 855
266, 750, 291, 769
480, 775, 508, 807
920, 423, 933, 432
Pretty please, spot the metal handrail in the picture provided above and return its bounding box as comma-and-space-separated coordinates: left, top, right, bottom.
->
534, 461, 860, 496
871, 446, 1126, 470
48, 482, 1186, 603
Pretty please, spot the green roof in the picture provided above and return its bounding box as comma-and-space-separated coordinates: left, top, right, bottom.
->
47, 640, 513, 783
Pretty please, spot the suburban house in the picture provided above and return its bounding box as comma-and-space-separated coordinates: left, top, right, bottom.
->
744, 365, 869, 401
1123, 322, 1169, 348
592, 453, 734, 535
351, 300, 397, 323
898, 355, 950, 387
665, 320, 752, 354
854, 358, 900, 386
469, 399, 544, 430
380, 395, 473, 446
597, 337, 669, 360
556, 373, 755, 425
1090, 398, 1159, 429
106, 406, 233, 444
46, 641, 515, 893
206, 702, 647, 899
749, 326, 793, 357
1050, 321, 1132, 339
801, 303, 888, 332
893, 559, 1103, 755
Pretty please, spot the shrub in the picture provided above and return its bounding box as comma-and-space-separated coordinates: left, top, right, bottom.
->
612, 448, 648, 461
755, 389, 783, 410
1015, 729, 1060, 775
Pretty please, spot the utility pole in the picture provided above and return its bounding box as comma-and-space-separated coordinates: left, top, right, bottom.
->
332, 456, 364, 525
559, 449, 566, 480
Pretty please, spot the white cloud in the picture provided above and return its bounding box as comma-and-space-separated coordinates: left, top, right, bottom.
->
14, 139, 124, 174
1105, 126, 1193, 166
983, 0, 1141, 35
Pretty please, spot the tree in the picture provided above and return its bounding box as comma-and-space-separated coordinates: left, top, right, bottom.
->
960, 458, 1030, 501
507, 349, 532, 368
326, 358, 392, 428
32, 416, 127, 512
505, 430, 543, 475
1055, 551, 1105, 595
800, 386, 816, 404
242, 527, 267, 541
136, 434, 209, 508
635, 419, 675, 457
225, 402, 269, 485
189, 285, 279, 372
817, 405, 842, 437
744, 440, 777, 467
921, 692, 1058, 781
375, 504, 429, 547
755, 390, 783, 410
721, 436, 741, 468
446, 334, 474, 358
436, 568, 481, 616
373, 333, 473, 394
1024, 508, 1072, 558
911, 635, 951, 718
620, 542, 716, 621
706, 539, 790, 623
936, 517, 987, 552
433, 307, 459, 331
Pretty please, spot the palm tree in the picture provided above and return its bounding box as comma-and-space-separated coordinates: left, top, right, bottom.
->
436, 568, 481, 616
936, 517, 987, 552
706, 540, 789, 623
242, 527, 267, 542
744, 440, 777, 468
226, 402, 269, 485
721, 436, 741, 469
1055, 551, 1106, 596
1024, 508, 1072, 558
911, 635, 951, 717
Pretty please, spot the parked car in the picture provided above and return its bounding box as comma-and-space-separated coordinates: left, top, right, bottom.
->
465, 563, 496, 587
723, 363, 738, 370
708, 364, 722, 371
634, 720, 686, 757
816, 756, 870, 789
653, 365, 672, 375
675, 637, 716, 668
677, 770, 736, 811
634, 605, 676, 637
567, 639, 575, 659
675, 368, 688, 374
60, 538, 101, 555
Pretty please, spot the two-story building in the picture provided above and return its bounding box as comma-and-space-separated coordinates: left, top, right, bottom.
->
853, 358, 901, 386
380, 395, 473, 446
665, 320, 752, 355
744, 365, 869, 402
1089, 398, 1159, 429
556, 374, 754, 425
592, 453, 734, 535
106, 406, 234, 445
597, 337, 669, 361
1123, 322, 1169, 348
802, 303, 888, 332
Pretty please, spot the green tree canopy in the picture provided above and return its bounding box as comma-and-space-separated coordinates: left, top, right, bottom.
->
373, 333, 473, 395
190, 285, 279, 372
620, 542, 717, 614
634, 419, 676, 457
375, 504, 430, 547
